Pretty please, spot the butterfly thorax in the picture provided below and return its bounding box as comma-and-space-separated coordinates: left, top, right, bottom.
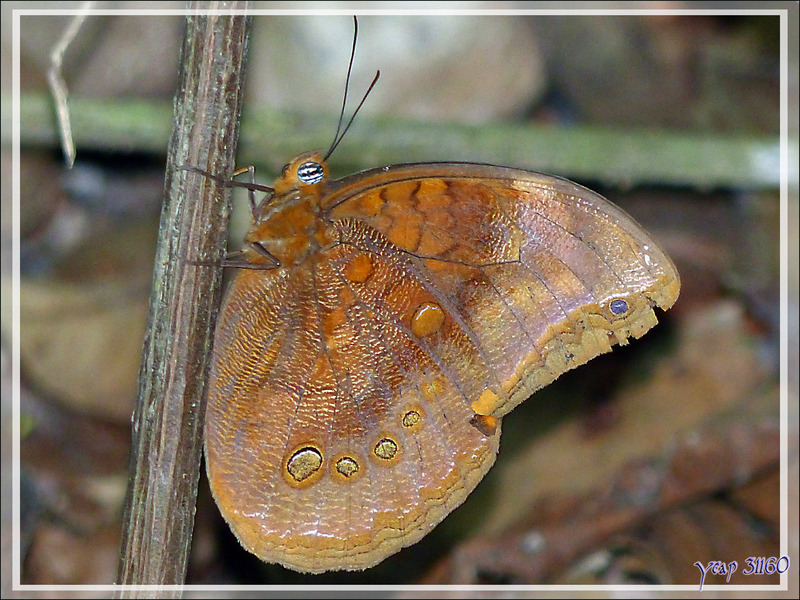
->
243, 152, 337, 268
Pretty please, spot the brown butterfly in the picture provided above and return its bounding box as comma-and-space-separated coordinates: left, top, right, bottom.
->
202, 20, 680, 575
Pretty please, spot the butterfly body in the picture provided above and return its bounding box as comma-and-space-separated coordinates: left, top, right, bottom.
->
204, 153, 680, 573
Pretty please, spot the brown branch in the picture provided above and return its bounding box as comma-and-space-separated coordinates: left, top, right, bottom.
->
115, 3, 252, 595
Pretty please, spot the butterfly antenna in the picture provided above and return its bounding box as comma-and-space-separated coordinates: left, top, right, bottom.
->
324, 17, 381, 161
326, 16, 358, 156
324, 70, 380, 161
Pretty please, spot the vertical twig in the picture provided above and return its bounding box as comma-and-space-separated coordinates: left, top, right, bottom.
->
115, 3, 251, 595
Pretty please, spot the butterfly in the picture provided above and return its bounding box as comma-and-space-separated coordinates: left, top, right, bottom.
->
202, 150, 680, 574
200, 17, 680, 575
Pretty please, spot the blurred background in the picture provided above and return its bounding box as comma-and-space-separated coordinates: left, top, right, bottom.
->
1, 1, 797, 595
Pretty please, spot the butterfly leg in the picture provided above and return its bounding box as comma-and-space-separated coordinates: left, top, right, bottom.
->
230, 165, 259, 216
176, 163, 274, 213
175, 164, 277, 269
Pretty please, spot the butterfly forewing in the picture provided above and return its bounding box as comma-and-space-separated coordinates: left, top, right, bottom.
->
326, 163, 680, 414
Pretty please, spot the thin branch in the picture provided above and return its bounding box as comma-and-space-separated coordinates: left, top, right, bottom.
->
47, 1, 93, 168
115, 3, 252, 595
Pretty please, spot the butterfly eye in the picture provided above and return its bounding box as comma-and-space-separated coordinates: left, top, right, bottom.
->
297, 161, 325, 185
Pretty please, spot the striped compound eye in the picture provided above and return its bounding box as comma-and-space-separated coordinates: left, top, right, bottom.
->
297, 161, 325, 185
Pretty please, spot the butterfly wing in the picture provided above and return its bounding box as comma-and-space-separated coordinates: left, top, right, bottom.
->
325, 163, 680, 417
206, 225, 500, 573
205, 162, 680, 574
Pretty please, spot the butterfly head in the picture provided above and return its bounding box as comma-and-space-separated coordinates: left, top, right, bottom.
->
242, 151, 337, 268
273, 151, 330, 196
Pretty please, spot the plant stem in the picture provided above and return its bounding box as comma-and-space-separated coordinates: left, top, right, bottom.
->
115, 4, 251, 595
